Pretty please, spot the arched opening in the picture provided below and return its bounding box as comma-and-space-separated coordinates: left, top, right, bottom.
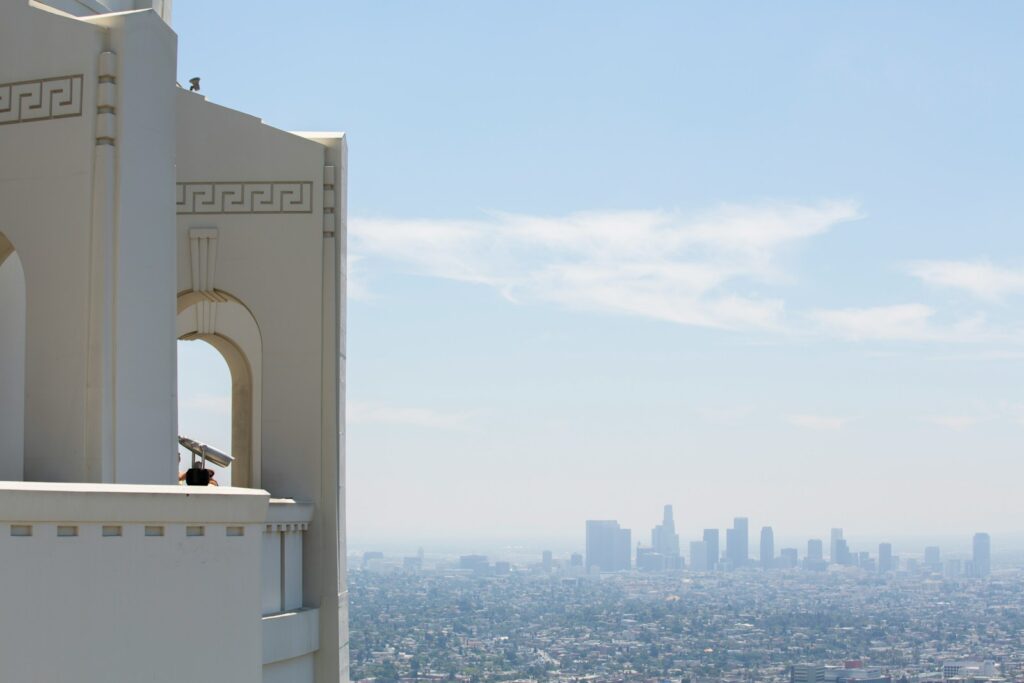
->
177, 339, 233, 484
176, 291, 262, 488
0, 232, 26, 481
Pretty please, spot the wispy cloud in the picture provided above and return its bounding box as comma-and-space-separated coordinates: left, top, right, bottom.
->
809, 304, 938, 341
348, 401, 472, 429
347, 254, 373, 301
352, 201, 861, 331
809, 304, 993, 343
909, 260, 1024, 301
787, 413, 855, 430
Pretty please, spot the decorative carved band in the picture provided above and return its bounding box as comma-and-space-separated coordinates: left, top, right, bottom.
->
176, 182, 313, 215
0, 75, 84, 126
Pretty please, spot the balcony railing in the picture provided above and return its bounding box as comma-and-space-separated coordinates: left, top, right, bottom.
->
261, 497, 320, 673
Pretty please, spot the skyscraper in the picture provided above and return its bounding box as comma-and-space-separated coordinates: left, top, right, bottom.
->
651, 504, 681, 568
804, 539, 826, 571
878, 543, 893, 573
703, 528, 720, 571
760, 526, 774, 568
725, 528, 737, 569
830, 528, 844, 564
727, 517, 749, 569
541, 550, 553, 573
616, 527, 631, 570
833, 538, 852, 566
973, 533, 991, 578
924, 545, 941, 572
586, 520, 631, 572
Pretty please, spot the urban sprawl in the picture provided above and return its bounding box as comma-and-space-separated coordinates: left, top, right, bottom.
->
350, 507, 1013, 683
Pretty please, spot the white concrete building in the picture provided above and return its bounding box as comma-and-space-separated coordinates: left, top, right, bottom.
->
0, 1, 348, 681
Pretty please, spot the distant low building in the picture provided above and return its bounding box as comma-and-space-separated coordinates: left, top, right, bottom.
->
690, 541, 708, 572
942, 660, 998, 679
636, 546, 666, 572
792, 663, 826, 683
944, 559, 962, 579
459, 554, 490, 573
362, 551, 384, 569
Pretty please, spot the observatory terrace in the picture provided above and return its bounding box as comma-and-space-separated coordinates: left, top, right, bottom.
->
0, 483, 319, 681
0, 1, 348, 682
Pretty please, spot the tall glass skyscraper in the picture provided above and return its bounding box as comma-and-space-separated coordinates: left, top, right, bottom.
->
585, 520, 631, 572
702, 528, 720, 571
878, 542, 893, 573
759, 526, 774, 568
727, 517, 749, 568
973, 532, 991, 578
651, 505, 680, 560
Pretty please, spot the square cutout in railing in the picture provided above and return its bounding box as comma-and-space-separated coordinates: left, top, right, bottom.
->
226, 526, 244, 537
145, 526, 164, 537
102, 525, 122, 537
186, 526, 205, 537
10, 525, 31, 537
57, 526, 78, 537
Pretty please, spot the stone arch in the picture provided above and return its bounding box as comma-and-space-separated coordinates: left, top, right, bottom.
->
0, 232, 13, 267
176, 289, 262, 488
0, 231, 26, 480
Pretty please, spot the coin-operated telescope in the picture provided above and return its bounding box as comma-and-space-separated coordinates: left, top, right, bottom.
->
178, 435, 233, 486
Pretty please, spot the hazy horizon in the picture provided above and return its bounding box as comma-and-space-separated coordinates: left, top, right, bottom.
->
174, 2, 1024, 544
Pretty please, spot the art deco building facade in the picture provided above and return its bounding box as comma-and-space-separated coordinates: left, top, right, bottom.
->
0, 2, 348, 681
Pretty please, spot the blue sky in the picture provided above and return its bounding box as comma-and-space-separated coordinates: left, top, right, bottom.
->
175, 2, 1024, 549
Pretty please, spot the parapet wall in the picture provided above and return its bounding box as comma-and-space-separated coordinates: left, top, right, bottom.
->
0, 482, 268, 683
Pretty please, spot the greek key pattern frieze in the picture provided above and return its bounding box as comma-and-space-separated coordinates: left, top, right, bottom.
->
0, 75, 84, 126
176, 182, 313, 214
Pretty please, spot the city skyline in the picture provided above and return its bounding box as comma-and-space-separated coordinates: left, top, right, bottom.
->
352, 504, 1005, 569
586, 506, 995, 575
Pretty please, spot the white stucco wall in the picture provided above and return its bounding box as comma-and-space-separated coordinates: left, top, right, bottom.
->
1, 4, 347, 681
0, 483, 268, 683
0, 3, 178, 484
176, 96, 348, 681
0, 2, 105, 481
84, 9, 179, 484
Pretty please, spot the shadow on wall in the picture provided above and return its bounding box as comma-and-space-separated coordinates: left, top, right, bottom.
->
0, 232, 25, 481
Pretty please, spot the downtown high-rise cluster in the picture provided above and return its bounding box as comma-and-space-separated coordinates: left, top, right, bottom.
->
585, 506, 992, 578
